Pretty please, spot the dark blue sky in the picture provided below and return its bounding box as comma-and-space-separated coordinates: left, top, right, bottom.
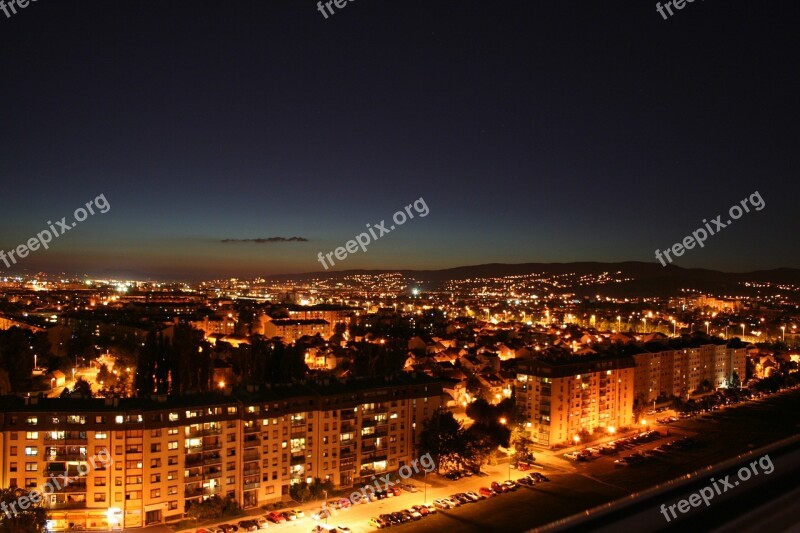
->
1, 1, 798, 280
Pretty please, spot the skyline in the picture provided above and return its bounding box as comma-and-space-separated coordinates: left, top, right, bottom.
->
1, 1, 799, 279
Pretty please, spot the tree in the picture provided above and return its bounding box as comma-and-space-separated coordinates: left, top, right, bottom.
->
417, 409, 464, 473
71, 378, 92, 398
290, 482, 312, 503
0, 487, 48, 533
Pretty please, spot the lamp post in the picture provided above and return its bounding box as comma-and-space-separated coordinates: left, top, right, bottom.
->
781, 326, 786, 342
423, 470, 427, 505
741, 323, 746, 339
705, 321, 710, 335
499, 417, 511, 481
617, 316, 621, 331
322, 490, 328, 523
672, 320, 677, 337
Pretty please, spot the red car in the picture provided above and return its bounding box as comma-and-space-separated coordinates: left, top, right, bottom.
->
390, 486, 402, 496
267, 512, 286, 523
412, 504, 430, 516
479, 486, 496, 497
491, 481, 508, 493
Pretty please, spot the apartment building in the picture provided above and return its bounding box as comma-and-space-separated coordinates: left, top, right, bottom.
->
515, 357, 635, 448
632, 344, 747, 403
261, 318, 332, 341
0, 375, 443, 531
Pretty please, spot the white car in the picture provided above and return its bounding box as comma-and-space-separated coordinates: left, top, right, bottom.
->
464, 491, 481, 502
442, 497, 460, 508
433, 498, 452, 510
406, 508, 422, 519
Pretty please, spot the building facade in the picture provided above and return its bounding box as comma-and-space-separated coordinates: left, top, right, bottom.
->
632, 344, 747, 403
0, 375, 443, 530
515, 357, 635, 448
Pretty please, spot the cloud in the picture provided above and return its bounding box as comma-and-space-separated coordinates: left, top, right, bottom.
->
221, 237, 309, 243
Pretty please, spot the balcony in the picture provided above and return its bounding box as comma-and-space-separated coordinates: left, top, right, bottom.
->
202, 454, 222, 466
184, 474, 203, 483
48, 501, 87, 510
185, 488, 204, 498
243, 467, 260, 476
244, 425, 260, 434
243, 482, 260, 490
185, 454, 203, 466
47, 453, 87, 462
242, 452, 259, 462
202, 441, 223, 451
243, 436, 260, 447
47, 480, 87, 493
341, 410, 356, 421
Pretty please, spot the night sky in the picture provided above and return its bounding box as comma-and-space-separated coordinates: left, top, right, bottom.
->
1, 1, 798, 280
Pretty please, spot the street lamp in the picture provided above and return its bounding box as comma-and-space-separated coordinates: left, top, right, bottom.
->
705, 321, 710, 335
741, 323, 746, 339
781, 326, 786, 342
499, 418, 511, 481
617, 316, 621, 331
671, 319, 677, 337
322, 490, 328, 523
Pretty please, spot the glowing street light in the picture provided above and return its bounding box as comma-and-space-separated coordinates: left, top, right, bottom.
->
705, 321, 710, 335
781, 325, 786, 341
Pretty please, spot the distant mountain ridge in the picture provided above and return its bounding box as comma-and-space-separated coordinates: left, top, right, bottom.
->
273, 262, 800, 298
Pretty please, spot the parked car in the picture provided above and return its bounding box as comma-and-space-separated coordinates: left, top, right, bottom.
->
368, 517, 388, 529
442, 496, 461, 507
531, 472, 549, 482
479, 486, 496, 497
491, 481, 508, 493
403, 483, 419, 493
267, 512, 286, 524
412, 504, 430, 516
391, 511, 409, 524
502, 480, 519, 491
433, 498, 452, 510
238, 521, 258, 532
464, 491, 482, 501
424, 503, 437, 513
405, 508, 423, 520
380, 513, 399, 526
518, 476, 534, 485
390, 486, 402, 496
444, 470, 462, 480
254, 517, 268, 529
218, 525, 238, 532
